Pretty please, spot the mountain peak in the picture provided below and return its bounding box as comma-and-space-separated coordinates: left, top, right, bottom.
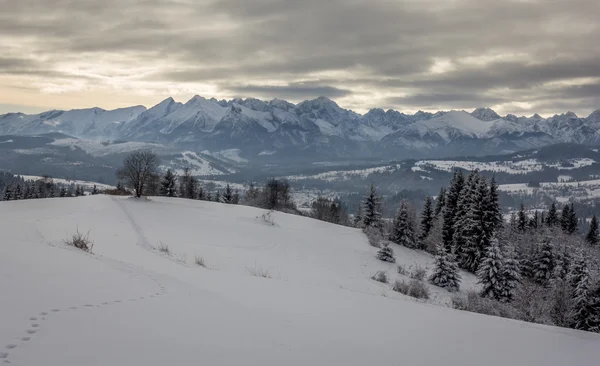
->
471, 107, 501, 121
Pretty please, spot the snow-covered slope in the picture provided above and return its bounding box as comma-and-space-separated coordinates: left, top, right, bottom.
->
1, 196, 598, 365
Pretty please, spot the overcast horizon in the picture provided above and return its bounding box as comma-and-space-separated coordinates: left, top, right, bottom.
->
1, 0, 598, 117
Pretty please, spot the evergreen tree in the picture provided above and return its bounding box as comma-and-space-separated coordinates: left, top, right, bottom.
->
517, 203, 528, 232
487, 176, 503, 232
159, 169, 178, 197
428, 245, 461, 292
586, 215, 599, 246
376, 244, 396, 263
561, 204, 572, 234
353, 205, 363, 228
509, 212, 518, 231
529, 211, 539, 230
232, 190, 240, 204
434, 187, 446, 217
533, 239, 555, 286
59, 187, 67, 197
361, 184, 383, 229
477, 238, 505, 300
500, 246, 521, 302
245, 182, 259, 203
569, 249, 589, 289
215, 191, 221, 203
390, 202, 416, 248
567, 203, 578, 234
571, 263, 596, 331
222, 184, 234, 204
186, 175, 198, 200
546, 202, 559, 227
418, 196, 434, 243
3, 185, 12, 201
197, 186, 205, 200
442, 171, 464, 249
206, 192, 212, 202
14, 184, 23, 200
91, 185, 99, 195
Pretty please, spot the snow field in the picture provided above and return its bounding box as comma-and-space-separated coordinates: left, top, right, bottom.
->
1, 196, 598, 365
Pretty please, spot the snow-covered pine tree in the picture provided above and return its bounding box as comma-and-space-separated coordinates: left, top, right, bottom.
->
546, 202, 559, 227
418, 196, 434, 243
529, 211, 539, 230
452, 171, 477, 258
487, 176, 503, 232
222, 184, 233, 204
569, 249, 588, 289
353, 205, 363, 228
59, 187, 67, 197
571, 262, 595, 331
390, 201, 416, 248
500, 246, 521, 302
561, 204, 572, 234
376, 243, 396, 263
232, 190, 240, 204
586, 215, 599, 246
567, 203, 578, 234
533, 238, 555, 286
442, 170, 464, 249
206, 192, 212, 202
91, 185, 99, 195
509, 212, 518, 231
429, 244, 461, 292
14, 184, 23, 200
3, 185, 13, 201
517, 203, 528, 232
434, 187, 446, 217
361, 184, 383, 229
549, 248, 573, 326
457, 172, 490, 272
197, 186, 205, 200
215, 191, 221, 203
477, 237, 505, 300
186, 175, 198, 199
159, 169, 178, 197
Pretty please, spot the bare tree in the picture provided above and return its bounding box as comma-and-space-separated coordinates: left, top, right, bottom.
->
116, 150, 160, 198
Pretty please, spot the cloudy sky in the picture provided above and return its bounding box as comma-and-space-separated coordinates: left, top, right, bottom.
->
0, 0, 598, 117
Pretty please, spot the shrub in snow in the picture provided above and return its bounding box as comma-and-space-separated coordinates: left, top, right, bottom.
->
195, 256, 206, 268
376, 244, 395, 263
429, 245, 461, 292
246, 266, 271, 278
392, 279, 430, 300
452, 291, 519, 320
258, 211, 276, 226
409, 265, 427, 281
64, 229, 93, 253
397, 264, 408, 276
364, 226, 383, 248
158, 242, 170, 255
371, 271, 388, 284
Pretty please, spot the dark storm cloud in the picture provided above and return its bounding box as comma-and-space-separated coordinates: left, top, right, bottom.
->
1, 0, 599, 114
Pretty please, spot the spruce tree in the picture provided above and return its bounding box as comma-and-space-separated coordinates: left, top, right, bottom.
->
546, 202, 559, 227
561, 204, 572, 234
477, 238, 505, 300
452, 171, 477, 259
434, 187, 446, 217
567, 203, 578, 234
457, 172, 490, 272
571, 263, 595, 331
159, 169, 178, 197
533, 239, 555, 286
500, 246, 521, 302
376, 244, 396, 263
418, 196, 434, 243
442, 170, 464, 249
509, 212, 518, 231
91, 185, 99, 195
569, 249, 589, 289
197, 186, 205, 200
215, 191, 221, 202
186, 175, 198, 200
487, 176, 503, 232
14, 184, 22, 200
429, 245, 461, 292
517, 203, 528, 232
586, 215, 599, 246
361, 184, 383, 229
390, 202, 416, 248
59, 187, 67, 197
529, 211, 539, 230
222, 184, 234, 204
3, 185, 12, 201
232, 190, 240, 204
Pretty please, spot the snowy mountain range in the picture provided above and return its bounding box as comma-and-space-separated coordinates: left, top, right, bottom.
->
1, 96, 599, 160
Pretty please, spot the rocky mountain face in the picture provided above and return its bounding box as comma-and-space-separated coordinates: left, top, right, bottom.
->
1, 96, 599, 161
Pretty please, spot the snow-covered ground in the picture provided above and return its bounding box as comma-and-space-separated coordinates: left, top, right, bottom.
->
499, 178, 600, 202
20, 175, 115, 190
168, 151, 232, 176
1, 196, 598, 365
286, 164, 401, 182
50, 138, 167, 157
414, 158, 596, 175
